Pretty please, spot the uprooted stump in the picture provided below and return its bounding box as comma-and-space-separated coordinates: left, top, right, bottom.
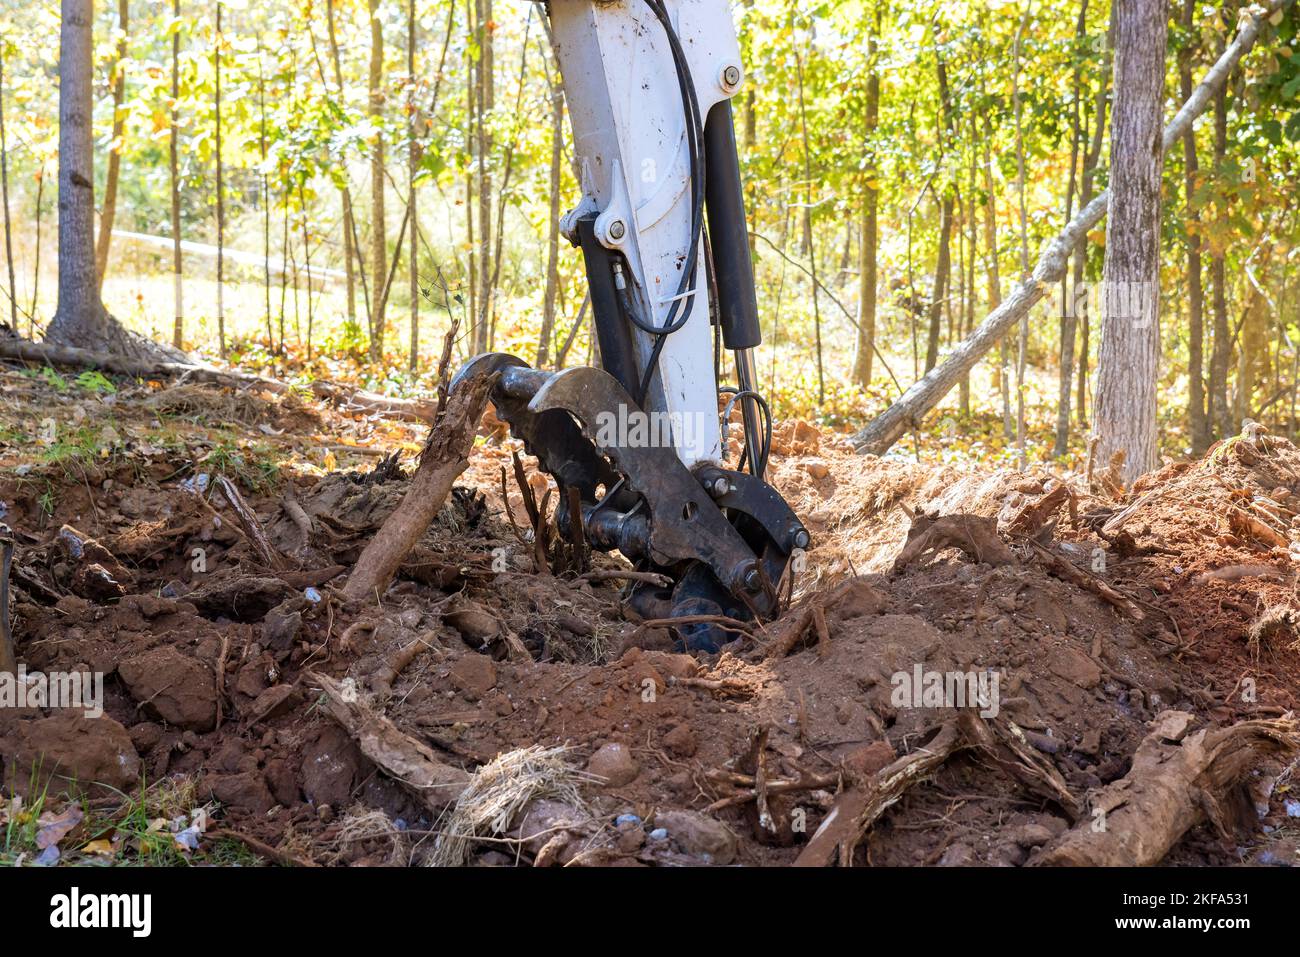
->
341, 370, 493, 603
892, 513, 1018, 573
1032, 710, 1299, 866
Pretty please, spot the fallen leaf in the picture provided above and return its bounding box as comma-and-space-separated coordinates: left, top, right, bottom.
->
35, 805, 84, 850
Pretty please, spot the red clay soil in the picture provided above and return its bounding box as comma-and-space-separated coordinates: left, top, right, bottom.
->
1, 372, 1297, 866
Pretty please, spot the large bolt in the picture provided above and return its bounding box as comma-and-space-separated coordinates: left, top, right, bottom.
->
608, 219, 626, 241
743, 566, 763, 591
709, 476, 729, 498
792, 528, 811, 550
722, 64, 742, 90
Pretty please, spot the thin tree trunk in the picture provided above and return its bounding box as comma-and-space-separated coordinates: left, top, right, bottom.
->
1054, 0, 1088, 457
170, 0, 184, 349
851, 7, 880, 390
408, 0, 419, 372
1208, 36, 1232, 438
215, 2, 226, 357
794, 41, 824, 404
464, 0, 478, 344
981, 112, 1011, 439
925, 198, 952, 374
1180, 0, 1209, 452
1075, 2, 1113, 429
368, 0, 388, 360
1012, 0, 1033, 468
326, 0, 358, 328
537, 55, 564, 369
300, 183, 314, 360
258, 36, 273, 350
1093, 0, 1169, 485
30, 161, 45, 333
94, 0, 128, 291
472, 0, 495, 353
0, 38, 15, 329
851, 0, 1289, 457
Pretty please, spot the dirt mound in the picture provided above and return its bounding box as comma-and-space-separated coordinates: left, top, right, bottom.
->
1, 375, 1297, 867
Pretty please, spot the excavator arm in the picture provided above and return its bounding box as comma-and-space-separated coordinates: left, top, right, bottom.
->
453, 0, 806, 650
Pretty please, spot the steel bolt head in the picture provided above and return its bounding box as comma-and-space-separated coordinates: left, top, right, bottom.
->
722, 65, 742, 89
743, 566, 762, 591
608, 219, 626, 240
792, 528, 811, 550
710, 477, 729, 497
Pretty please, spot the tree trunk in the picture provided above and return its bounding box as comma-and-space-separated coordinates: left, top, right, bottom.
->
1092, 0, 1168, 486
851, 0, 1288, 457
368, 0, 388, 360
537, 61, 564, 369
408, 0, 419, 372
47, 0, 167, 356
1054, 0, 1089, 457
94, 0, 128, 292
1074, 3, 1113, 430
1012, 0, 1033, 467
170, 0, 183, 350
326, 0, 358, 328
853, 8, 880, 389
925, 197, 952, 374
0, 37, 15, 329
794, 41, 824, 404
214, 2, 226, 357
1180, 0, 1209, 453
1208, 42, 1232, 438
258, 36, 273, 350
981, 113, 1010, 439
472, 0, 495, 353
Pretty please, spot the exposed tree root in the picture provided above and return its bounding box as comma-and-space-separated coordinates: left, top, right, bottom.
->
341, 369, 493, 603
1033, 711, 1298, 866
892, 513, 1018, 572
310, 672, 471, 814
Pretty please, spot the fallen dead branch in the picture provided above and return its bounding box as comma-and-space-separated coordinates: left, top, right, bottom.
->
1033, 711, 1298, 866
0, 335, 435, 423
310, 672, 471, 814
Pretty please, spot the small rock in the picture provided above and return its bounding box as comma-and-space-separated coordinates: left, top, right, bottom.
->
937, 843, 975, 866
262, 602, 303, 651
1006, 823, 1056, 848
653, 810, 738, 865
587, 742, 638, 787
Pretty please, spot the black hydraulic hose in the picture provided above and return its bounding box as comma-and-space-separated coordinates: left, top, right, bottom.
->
632, 0, 706, 403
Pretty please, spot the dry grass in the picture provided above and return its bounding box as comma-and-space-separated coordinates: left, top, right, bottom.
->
426, 745, 596, 867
